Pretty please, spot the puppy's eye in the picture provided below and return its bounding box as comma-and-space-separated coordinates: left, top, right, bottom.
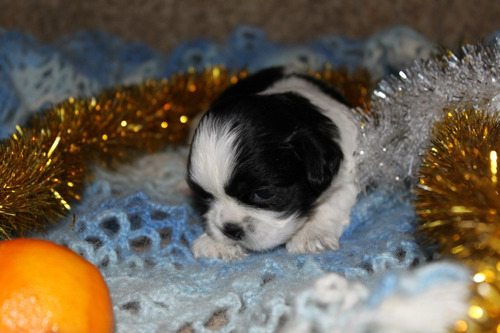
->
254, 187, 275, 201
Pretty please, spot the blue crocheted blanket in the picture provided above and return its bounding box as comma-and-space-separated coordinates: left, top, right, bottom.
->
2, 26, 495, 332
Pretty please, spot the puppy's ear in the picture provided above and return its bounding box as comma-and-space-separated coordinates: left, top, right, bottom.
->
292, 133, 343, 194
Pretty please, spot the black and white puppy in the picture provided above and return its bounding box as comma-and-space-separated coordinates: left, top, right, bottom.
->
187, 67, 359, 260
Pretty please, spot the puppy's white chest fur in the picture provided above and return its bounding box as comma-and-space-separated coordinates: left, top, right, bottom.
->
187, 67, 359, 260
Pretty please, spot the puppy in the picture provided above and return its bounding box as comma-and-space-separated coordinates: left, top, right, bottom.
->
186, 67, 359, 260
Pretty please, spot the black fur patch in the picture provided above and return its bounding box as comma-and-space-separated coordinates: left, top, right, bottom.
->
206, 92, 343, 218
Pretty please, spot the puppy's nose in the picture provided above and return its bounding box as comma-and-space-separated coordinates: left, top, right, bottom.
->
222, 223, 245, 241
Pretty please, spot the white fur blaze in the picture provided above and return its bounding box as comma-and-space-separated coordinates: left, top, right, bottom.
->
189, 117, 239, 197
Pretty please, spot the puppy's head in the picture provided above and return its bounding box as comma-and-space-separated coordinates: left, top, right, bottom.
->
187, 92, 343, 251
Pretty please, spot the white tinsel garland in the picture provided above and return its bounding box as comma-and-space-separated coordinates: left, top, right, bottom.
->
355, 40, 500, 190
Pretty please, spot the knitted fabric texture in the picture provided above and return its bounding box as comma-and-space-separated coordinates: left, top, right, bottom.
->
0, 26, 480, 332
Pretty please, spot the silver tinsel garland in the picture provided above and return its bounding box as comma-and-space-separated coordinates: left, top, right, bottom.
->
355, 40, 500, 190
353, 37, 500, 333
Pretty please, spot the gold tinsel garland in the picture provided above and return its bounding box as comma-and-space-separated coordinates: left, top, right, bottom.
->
0, 66, 371, 237
0, 68, 244, 236
415, 107, 500, 332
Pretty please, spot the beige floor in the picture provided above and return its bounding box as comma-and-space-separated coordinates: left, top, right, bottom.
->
0, 0, 499, 52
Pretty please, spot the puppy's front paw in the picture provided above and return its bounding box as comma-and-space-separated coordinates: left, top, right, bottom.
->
286, 229, 340, 254
192, 233, 247, 260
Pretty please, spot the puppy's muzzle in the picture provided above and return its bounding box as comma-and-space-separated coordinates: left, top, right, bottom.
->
222, 223, 245, 241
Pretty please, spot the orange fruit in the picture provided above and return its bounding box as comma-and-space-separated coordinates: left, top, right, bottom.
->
0, 238, 114, 333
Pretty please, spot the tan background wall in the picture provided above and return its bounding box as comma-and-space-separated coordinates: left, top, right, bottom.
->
0, 0, 499, 52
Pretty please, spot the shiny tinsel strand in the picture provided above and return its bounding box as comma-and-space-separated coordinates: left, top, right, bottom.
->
355, 42, 500, 191
311, 66, 372, 113
0, 136, 87, 237
0, 67, 246, 237
415, 107, 500, 332
0, 65, 371, 237
23, 68, 246, 166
